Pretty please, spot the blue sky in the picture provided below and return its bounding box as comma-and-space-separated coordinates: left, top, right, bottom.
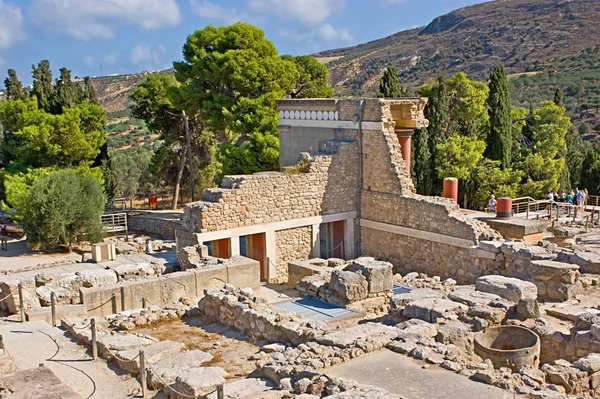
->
0, 0, 487, 85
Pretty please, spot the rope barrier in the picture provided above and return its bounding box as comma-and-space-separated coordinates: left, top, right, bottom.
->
95, 333, 141, 364
87, 294, 116, 312
144, 359, 224, 399
0, 292, 15, 302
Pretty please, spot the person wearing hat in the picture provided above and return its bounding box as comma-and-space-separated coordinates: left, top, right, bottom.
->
488, 195, 497, 213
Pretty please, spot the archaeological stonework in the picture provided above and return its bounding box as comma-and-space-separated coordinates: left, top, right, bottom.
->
275, 226, 313, 276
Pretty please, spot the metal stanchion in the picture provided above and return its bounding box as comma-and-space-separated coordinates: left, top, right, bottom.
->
141, 297, 147, 309
91, 319, 98, 361
50, 292, 57, 327
139, 350, 147, 399
120, 286, 126, 312
217, 384, 224, 399
18, 283, 25, 323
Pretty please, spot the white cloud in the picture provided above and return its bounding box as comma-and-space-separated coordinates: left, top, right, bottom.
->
248, 0, 343, 25
0, 0, 25, 49
157, 44, 166, 54
28, 0, 182, 40
0, 56, 4, 66
103, 52, 119, 65
318, 24, 353, 42
82, 55, 95, 69
130, 44, 152, 65
190, 0, 245, 24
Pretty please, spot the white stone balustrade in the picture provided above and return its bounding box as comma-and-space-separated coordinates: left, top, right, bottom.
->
279, 110, 339, 121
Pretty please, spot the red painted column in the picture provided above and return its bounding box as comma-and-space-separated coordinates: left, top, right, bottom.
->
443, 178, 458, 204
496, 197, 513, 218
398, 136, 411, 170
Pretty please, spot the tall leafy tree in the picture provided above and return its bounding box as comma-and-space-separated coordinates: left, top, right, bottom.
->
4, 69, 27, 101
283, 55, 333, 99
83, 77, 98, 104
31, 60, 54, 112
378, 66, 406, 98
50, 68, 81, 114
173, 23, 298, 174
564, 126, 585, 189
485, 65, 513, 169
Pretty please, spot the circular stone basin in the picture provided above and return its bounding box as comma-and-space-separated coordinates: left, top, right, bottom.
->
474, 325, 540, 371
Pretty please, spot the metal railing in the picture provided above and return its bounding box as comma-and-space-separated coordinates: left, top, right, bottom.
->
100, 212, 128, 233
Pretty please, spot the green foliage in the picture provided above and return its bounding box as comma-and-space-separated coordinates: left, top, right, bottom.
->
284, 55, 333, 99
485, 65, 513, 169
0, 97, 106, 168
103, 148, 154, 200
378, 66, 406, 98
411, 127, 433, 195
520, 101, 570, 197
83, 77, 98, 104
31, 60, 54, 113
436, 134, 486, 180
580, 146, 600, 195
553, 88, 563, 106
4, 69, 27, 101
472, 159, 523, 209
21, 170, 105, 248
218, 131, 279, 175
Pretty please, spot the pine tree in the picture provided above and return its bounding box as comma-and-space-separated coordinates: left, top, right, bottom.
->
83, 77, 98, 104
554, 88, 563, 106
378, 66, 406, 98
50, 67, 78, 113
412, 127, 433, 195
4, 69, 27, 100
485, 65, 512, 169
31, 60, 54, 112
521, 103, 535, 143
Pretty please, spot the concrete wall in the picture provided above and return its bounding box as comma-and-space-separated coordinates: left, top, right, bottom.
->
81, 257, 260, 317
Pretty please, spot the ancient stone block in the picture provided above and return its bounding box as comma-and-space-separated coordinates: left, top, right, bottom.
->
475, 275, 537, 303
436, 321, 474, 353
177, 245, 209, 271
403, 298, 468, 323
390, 289, 443, 310
329, 270, 368, 303
396, 319, 437, 338
346, 257, 393, 293
174, 367, 227, 399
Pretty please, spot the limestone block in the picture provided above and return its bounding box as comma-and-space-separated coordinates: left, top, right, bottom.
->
36, 285, 75, 306
403, 298, 468, 323
436, 321, 474, 353
177, 245, 209, 271
475, 275, 537, 303
329, 270, 368, 303
541, 361, 590, 395
5, 286, 41, 314
205, 378, 276, 399
516, 298, 540, 320
545, 279, 578, 302
390, 289, 443, 310
173, 367, 227, 399
478, 240, 503, 254
115, 241, 138, 255
116, 340, 185, 374
346, 257, 393, 293
447, 286, 501, 307
591, 323, 600, 341
316, 322, 399, 349
76, 269, 118, 287
147, 350, 213, 390
569, 251, 600, 274
97, 333, 155, 358
324, 386, 398, 399
396, 319, 438, 338
573, 353, 600, 374
0, 366, 81, 399
529, 260, 579, 284
112, 263, 155, 281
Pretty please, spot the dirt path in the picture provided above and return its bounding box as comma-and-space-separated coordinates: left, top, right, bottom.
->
0, 320, 154, 399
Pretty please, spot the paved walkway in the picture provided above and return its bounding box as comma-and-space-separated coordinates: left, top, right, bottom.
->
0, 321, 158, 398
326, 350, 518, 399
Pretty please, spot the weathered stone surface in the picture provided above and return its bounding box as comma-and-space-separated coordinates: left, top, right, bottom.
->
569, 251, 600, 274
177, 244, 209, 270
396, 319, 438, 338
324, 386, 397, 398
346, 257, 393, 293
206, 378, 276, 399
174, 367, 227, 399
316, 323, 399, 349
436, 321, 474, 353
447, 286, 501, 307
390, 289, 443, 310
404, 298, 468, 323
112, 263, 156, 280
529, 261, 579, 283
475, 275, 538, 303
147, 350, 213, 389
0, 366, 81, 398
516, 298, 540, 320
329, 270, 368, 303
76, 269, 118, 287
5, 284, 41, 314
116, 340, 184, 374
591, 323, 600, 341
35, 285, 74, 306
573, 353, 600, 374
97, 333, 155, 358
541, 361, 590, 395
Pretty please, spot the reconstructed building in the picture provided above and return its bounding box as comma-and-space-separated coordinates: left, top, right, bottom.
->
177, 98, 499, 283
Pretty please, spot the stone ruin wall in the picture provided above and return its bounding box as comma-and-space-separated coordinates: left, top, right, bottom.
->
275, 226, 313, 272
182, 142, 359, 234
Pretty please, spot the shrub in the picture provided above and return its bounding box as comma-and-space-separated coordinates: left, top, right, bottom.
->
21, 170, 106, 249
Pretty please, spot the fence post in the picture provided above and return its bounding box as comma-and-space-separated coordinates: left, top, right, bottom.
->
18, 283, 25, 323
50, 292, 57, 327
90, 318, 98, 361
139, 350, 147, 399
120, 286, 126, 312
141, 297, 147, 309
217, 384, 224, 399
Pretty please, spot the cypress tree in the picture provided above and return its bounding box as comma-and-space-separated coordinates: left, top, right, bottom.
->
83, 77, 99, 104
485, 65, 512, 169
378, 66, 406, 98
521, 103, 535, 143
50, 67, 78, 113
31, 60, 54, 112
554, 88, 564, 106
412, 127, 433, 195
424, 75, 448, 193
4, 69, 27, 100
